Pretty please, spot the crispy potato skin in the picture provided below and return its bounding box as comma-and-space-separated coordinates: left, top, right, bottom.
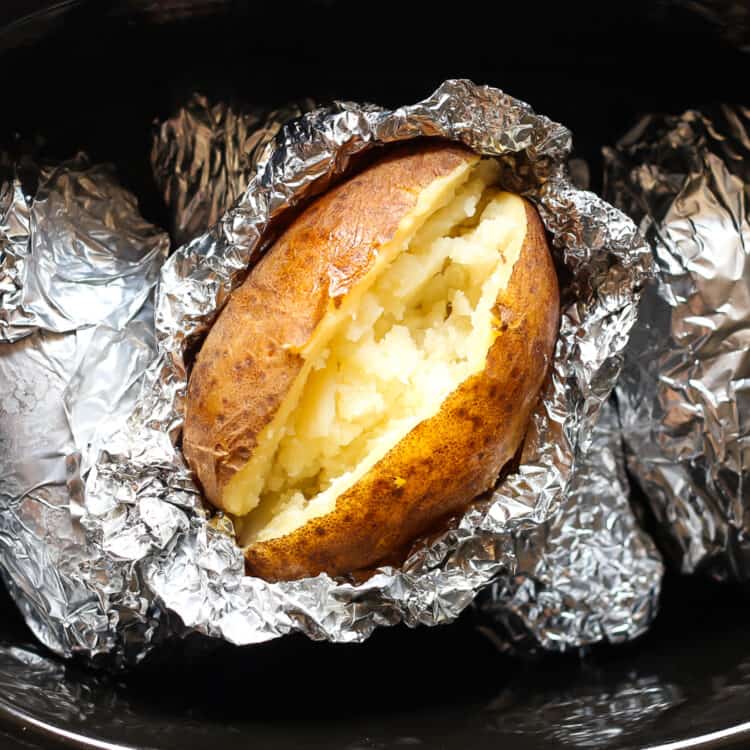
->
183, 141, 476, 505
244, 201, 559, 581
184, 142, 559, 582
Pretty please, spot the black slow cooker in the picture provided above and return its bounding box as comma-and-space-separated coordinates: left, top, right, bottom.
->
0, 3, 748, 748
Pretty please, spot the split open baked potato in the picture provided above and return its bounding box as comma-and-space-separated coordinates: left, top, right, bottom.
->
183, 141, 559, 581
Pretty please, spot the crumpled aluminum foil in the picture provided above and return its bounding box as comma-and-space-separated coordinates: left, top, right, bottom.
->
151, 93, 315, 245
604, 105, 750, 580
0, 155, 167, 343
478, 400, 662, 650
0, 155, 168, 657
70, 78, 656, 658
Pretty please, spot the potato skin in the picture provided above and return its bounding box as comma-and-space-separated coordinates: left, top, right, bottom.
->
244, 201, 559, 581
183, 141, 477, 506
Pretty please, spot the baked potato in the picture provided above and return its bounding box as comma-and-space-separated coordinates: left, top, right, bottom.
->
183, 140, 560, 582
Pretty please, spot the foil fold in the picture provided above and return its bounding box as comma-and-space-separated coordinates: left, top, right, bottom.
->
0, 156, 167, 343
604, 105, 750, 579
0, 155, 168, 657
76, 79, 657, 657
478, 400, 662, 650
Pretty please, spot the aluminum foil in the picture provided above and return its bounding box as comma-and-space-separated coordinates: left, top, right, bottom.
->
604, 105, 750, 580
69, 79, 655, 658
151, 93, 315, 245
0, 156, 168, 657
477, 400, 662, 651
0, 155, 167, 343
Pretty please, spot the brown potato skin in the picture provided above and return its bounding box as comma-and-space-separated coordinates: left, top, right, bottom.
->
243, 201, 559, 581
183, 141, 477, 506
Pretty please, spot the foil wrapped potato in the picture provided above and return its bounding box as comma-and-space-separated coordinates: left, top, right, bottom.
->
183, 141, 559, 581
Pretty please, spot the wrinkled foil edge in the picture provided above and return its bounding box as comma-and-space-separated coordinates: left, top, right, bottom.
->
605, 105, 750, 580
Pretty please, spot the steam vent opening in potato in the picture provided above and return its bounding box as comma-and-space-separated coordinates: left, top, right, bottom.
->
183, 142, 560, 582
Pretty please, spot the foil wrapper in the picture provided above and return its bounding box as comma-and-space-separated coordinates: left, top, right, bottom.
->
0, 156, 167, 343
150, 93, 657, 651
0, 155, 168, 657
72, 79, 655, 658
478, 400, 662, 650
604, 105, 750, 579
151, 93, 315, 245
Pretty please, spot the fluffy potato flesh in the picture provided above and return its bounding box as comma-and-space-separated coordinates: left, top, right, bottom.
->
225, 158, 528, 547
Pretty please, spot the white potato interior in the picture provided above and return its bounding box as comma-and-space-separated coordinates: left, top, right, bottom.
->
227, 158, 528, 545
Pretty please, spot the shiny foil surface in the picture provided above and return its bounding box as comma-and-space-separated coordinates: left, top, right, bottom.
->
151, 94, 315, 245
604, 105, 750, 579
0, 156, 166, 343
478, 400, 662, 650
75, 79, 657, 659
0, 155, 168, 657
